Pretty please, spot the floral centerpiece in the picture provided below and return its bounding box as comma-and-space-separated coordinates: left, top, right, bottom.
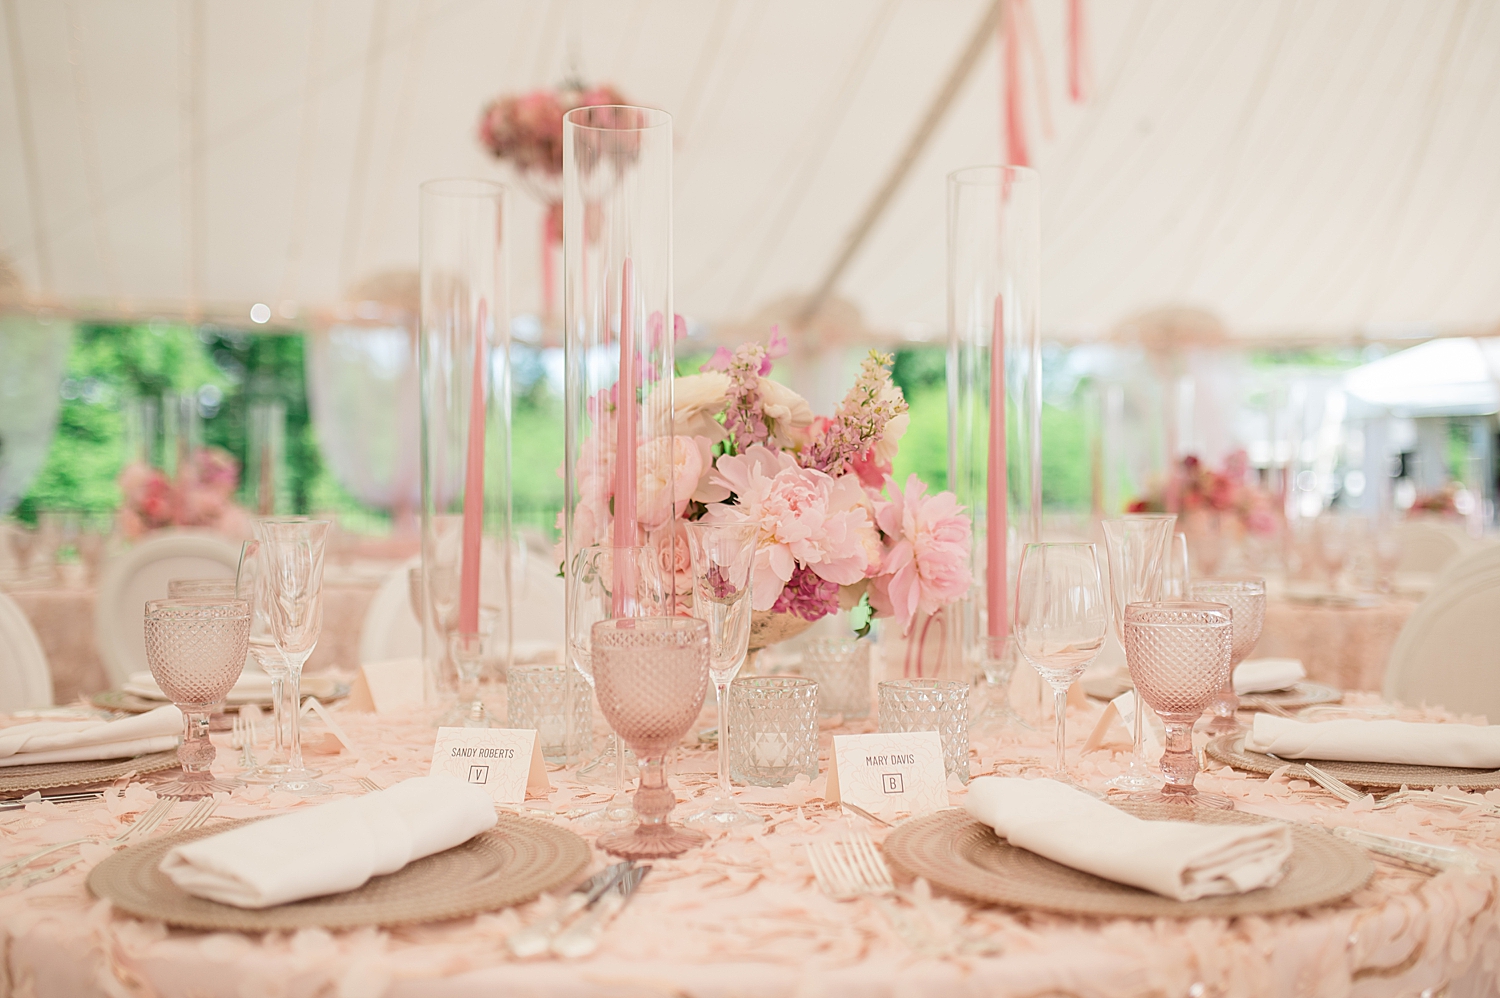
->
1128, 450, 1277, 535
565, 330, 972, 648
117, 446, 249, 540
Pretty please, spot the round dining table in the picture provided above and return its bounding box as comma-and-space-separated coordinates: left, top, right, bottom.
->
0, 691, 1495, 998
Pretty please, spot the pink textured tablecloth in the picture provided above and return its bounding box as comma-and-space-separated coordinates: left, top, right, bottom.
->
1258, 596, 1418, 692
5, 580, 381, 704
0, 691, 1496, 997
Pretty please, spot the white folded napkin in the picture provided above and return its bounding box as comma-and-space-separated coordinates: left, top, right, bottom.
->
125, 671, 274, 704
965, 777, 1292, 901
0, 705, 181, 768
1234, 658, 1306, 695
1244, 714, 1500, 769
159, 775, 497, 908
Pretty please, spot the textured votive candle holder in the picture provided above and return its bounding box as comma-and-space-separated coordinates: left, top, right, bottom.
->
728, 676, 819, 787
506, 664, 592, 765
878, 679, 970, 783
800, 639, 871, 720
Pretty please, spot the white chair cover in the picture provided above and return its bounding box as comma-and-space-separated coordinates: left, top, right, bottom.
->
0, 590, 53, 709
1434, 541, 1500, 589
94, 530, 241, 688
1386, 564, 1500, 722
1395, 520, 1473, 574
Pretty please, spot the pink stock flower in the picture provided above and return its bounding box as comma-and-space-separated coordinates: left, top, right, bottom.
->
870, 475, 972, 636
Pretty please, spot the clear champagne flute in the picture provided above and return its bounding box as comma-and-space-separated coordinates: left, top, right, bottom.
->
144, 598, 249, 798
1162, 531, 1192, 599
1014, 542, 1109, 782
681, 521, 764, 832
256, 517, 332, 796
1100, 515, 1174, 791
237, 540, 289, 783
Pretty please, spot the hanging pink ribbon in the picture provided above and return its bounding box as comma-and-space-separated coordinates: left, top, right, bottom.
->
999, 0, 1088, 166
1001, 0, 1029, 167
1067, 0, 1092, 103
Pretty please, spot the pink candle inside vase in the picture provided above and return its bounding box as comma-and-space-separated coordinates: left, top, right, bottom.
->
612, 259, 638, 616
457, 301, 488, 635
987, 294, 1007, 639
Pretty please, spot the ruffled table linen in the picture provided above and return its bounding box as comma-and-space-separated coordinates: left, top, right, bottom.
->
0, 691, 1496, 998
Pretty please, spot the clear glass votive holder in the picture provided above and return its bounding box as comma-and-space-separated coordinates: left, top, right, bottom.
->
506, 664, 593, 765
728, 677, 819, 787
878, 679, 970, 783
800, 639, 871, 720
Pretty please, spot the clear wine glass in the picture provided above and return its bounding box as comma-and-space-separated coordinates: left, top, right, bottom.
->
144, 598, 249, 798
237, 540, 289, 784
441, 607, 500, 727
1124, 600, 1234, 809
1315, 513, 1349, 592
1014, 542, 1109, 782
592, 616, 711, 859
168, 579, 237, 599
1191, 578, 1266, 735
256, 517, 332, 796
1162, 531, 1192, 599
680, 521, 764, 832
1100, 515, 1174, 791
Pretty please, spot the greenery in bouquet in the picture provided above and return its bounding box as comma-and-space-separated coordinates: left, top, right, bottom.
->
1128, 450, 1277, 535
565, 329, 972, 638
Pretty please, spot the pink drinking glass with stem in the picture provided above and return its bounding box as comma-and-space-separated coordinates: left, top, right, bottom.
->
592, 616, 711, 860
1191, 578, 1265, 736
143, 598, 249, 798
1123, 601, 1234, 809
1013, 542, 1109, 782
255, 517, 332, 796
1100, 515, 1174, 791
680, 520, 763, 832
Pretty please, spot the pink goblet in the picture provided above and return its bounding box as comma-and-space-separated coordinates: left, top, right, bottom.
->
144, 598, 250, 798
592, 617, 711, 860
1191, 578, 1265, 735
1123, 601, 1234, 809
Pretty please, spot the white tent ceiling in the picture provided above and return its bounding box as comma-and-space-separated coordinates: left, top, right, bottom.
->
2, 0, 1499, 344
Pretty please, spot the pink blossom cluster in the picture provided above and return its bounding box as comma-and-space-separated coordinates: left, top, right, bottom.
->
477, 84, 629, 177
800, 350, 909, 479
117, 448, 248, 540
1129, 450, 1277, 536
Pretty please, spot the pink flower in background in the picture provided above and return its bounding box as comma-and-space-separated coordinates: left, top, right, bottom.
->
870, 475, 972, 636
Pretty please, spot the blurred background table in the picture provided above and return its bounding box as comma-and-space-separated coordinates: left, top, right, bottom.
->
1257, 594, 1419, 692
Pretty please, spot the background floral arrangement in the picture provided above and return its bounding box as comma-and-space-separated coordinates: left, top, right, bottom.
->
567, 329, 972, 639
117, 447, 248, 540
1128, 450, 1277, 535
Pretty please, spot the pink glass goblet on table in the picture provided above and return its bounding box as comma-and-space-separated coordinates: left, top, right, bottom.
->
592, 616, 711, 860
1123, 601, 1234, 810
143, 598, 250, 799
1191, 578, 1265, 735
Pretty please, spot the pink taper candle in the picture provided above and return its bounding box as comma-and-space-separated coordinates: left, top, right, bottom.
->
612, 259, 638, 615
457, 301, 487, 635
987, 294, 1008, 639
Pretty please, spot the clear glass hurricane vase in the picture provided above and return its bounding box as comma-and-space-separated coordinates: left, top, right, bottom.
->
1100, 515, 1175, 791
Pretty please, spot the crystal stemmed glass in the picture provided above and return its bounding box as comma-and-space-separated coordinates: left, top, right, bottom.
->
1100, 516, 1175, 791
1162, 531, 1192, 598
972, 634, 1027, 735
1124, 601, 1234, 809
1191, 578, 1266, 735
143, 598, 249, 798
1014, 542, 1109, 781
680, 521, 764, 832
237, 540, 290, 784
441, 607, 500, 727
592, 616, 711, 859
256, 517, 333, 796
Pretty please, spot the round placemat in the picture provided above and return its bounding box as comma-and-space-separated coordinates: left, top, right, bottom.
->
882, 803, 1372, 920
0, 751, 180, 797
1205, 735, 1500, 792
93, 680, 350, 716
1239, 682, 1343, 711
89, 813, 591, 931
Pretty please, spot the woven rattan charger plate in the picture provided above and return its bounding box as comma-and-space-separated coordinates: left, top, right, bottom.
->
88, 813, 591, 931
882, 802, 1372, 920
0, 751, 179, 797
1239, 682, 1343, 711
1205, 735, 1500, 792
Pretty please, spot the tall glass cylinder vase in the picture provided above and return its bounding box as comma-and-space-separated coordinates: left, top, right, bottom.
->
563, 105, 676, 791
418, 178, 514, 714
247, 400, 286, 516
947, 166, 1042, 697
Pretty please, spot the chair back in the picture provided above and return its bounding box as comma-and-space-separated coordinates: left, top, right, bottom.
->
1395, 520, 1473, 574
1385, 567, 1500, 721
0, 590, 53, 709
94, 530, 240, 687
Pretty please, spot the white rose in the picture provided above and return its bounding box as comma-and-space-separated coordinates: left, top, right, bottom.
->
757, 377, 814, 446
873, 412, 909, 465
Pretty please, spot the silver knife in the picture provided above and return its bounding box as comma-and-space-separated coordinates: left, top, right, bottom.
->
506, 863, 633, 958
551, 864, 650, 959
0, 791, 106, 811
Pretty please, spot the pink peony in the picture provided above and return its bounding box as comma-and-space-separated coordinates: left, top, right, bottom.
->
870, 475, 972, 636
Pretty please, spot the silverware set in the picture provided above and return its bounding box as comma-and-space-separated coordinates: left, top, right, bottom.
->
507, 861, 650, 959
1304, 763, 1500, 817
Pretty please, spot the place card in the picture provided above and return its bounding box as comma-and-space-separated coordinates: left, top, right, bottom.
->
429, 727, 549, 804
825, 731, 947, 819
347, 658, 425, 714
1084, 690, 1162, 754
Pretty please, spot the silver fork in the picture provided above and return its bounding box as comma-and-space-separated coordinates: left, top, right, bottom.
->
1302, 764, 1375, 805
1, 797, 177, 891
807, 834, 938, 954
0, 797, 175, 882
232, 711, 257, 771
172, 795, 220, 835
9, 795, 221, 891
355, 777, 382, 794
1303, 764, 1500, 817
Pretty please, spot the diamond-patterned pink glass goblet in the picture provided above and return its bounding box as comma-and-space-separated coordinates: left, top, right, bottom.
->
592, 617, 711, 859
144, 598, 250, 799
1191, 579, 1265, 735
1123, 601, 1233, 809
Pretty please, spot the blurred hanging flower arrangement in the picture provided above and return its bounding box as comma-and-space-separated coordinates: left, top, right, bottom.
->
1128, 450, 1278, 536
117, 447, 249, 540
564, 328, 972, 648
477, 81, 631, 317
